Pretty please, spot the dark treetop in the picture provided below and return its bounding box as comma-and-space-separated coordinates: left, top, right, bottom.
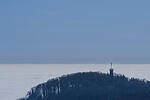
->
19, 72, 150, 100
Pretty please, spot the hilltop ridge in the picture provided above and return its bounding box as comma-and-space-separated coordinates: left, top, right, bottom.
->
19, 72, 150, 100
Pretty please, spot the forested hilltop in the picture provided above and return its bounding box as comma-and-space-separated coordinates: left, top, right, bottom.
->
19, 72, 150, 100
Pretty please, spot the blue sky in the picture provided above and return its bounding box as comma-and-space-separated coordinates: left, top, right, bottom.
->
0, 0, 150, 64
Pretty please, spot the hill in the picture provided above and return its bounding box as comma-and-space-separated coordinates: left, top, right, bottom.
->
19, 72, 150, 100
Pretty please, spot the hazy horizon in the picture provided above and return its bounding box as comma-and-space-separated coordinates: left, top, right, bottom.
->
1, 64, 150, 100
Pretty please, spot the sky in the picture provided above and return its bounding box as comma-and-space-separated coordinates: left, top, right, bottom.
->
0, 0, 150, 64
